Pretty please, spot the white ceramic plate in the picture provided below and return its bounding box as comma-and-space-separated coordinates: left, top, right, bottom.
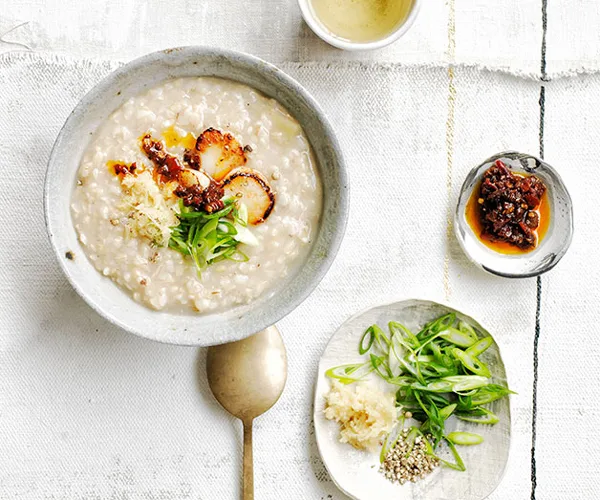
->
314, 299, 511, 500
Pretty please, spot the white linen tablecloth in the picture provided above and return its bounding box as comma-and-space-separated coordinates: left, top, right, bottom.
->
0, 1, 598, 499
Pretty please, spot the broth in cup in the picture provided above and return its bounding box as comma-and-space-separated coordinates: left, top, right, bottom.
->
309, 0, 415, 43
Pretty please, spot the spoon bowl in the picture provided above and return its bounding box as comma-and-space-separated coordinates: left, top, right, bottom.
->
207, 326, 287, 499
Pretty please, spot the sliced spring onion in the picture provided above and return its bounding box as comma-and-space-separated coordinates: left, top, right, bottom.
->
324, 312, 514, 474
403, 427, 420, 458
388, 321, 419, 348
237, 203, 249, 225
373, 325, 391, 353
324, 362, 373, 384
370, 353, 393, 379
411, 380, 454, 393
466, 336, 494, 357
406, 353, 435, 364
429, 341, 444, 361
439, 328, 478, 348
451, 348, 492, 378
458, 321, 479, 341
457, 407, 499, 425
359, 327, 376, 355
203, 205, 234, 219
442, 375, 490, 392
399, 357, 424, 383
447, 432, 484, 446
385, 376, 414, 387
387, 339, 402, 375
233, 223, 259, 246
438, 438, 467, 471
471, 384, 516, 405
169, 199, 256, 275
419, 313, 456, 340
380, 423, 404, 463
439, 403, 457, 420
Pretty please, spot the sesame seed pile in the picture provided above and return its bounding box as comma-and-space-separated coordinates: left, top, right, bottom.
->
379, 428, 440, 485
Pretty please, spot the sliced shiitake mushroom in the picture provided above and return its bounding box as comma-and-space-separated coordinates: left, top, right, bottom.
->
184, 128, 247, 181
222, 168, 275, 225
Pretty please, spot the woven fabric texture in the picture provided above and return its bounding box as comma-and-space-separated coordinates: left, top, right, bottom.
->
0, 1, 598, 499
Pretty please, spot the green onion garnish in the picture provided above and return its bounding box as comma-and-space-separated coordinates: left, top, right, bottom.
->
326, 312, 514, 472
168, 198, 256, 275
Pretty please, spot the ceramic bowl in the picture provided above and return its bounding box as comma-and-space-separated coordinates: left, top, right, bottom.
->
455, 151, 573, 278
45, 47, 348, 346
298, 0, 421, 51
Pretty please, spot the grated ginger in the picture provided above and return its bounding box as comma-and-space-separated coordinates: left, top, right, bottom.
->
119, 169, 178, 247
324, 380, 396, 451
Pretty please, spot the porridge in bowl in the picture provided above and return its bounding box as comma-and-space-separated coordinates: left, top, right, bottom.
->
71, 77, 322, 313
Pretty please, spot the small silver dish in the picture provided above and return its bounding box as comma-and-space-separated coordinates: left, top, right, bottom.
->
455, 151, 574, 278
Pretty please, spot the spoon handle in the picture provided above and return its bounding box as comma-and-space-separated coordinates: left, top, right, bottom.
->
243, 419, 254, 500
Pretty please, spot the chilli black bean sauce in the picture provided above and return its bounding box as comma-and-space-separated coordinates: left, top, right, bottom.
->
466, 160, 550, 254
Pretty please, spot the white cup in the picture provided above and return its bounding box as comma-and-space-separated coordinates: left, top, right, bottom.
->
298, 0, 421, 51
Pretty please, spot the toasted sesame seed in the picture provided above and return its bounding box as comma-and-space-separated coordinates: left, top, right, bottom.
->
379, 430, 439, 486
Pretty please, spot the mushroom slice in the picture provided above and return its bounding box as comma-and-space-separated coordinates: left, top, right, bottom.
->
222, 168, 275, 225
184, 128, 247, 181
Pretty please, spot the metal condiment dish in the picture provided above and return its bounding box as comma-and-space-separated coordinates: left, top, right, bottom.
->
454, 151, 574, 278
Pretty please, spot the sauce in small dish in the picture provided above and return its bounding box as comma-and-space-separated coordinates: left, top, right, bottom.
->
465, 160, 551, 254
454, 151, 573, 278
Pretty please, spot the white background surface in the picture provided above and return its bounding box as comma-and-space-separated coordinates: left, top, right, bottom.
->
1, 1, 599, 499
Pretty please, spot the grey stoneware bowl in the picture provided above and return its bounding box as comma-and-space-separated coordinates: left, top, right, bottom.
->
455, 151, 573, 278
45, 46, 348, 346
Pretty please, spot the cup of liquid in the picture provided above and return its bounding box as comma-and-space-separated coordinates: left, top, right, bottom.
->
298, 0, 421, 50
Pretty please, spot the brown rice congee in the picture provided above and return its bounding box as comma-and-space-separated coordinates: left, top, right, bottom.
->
71, 77, 322, 313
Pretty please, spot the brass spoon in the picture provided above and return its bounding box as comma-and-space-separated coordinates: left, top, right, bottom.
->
207, 326, 287, 500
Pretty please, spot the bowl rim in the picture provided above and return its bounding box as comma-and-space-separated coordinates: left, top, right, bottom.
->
44, 46, 349, 346
297, 0, 421, 51
454, 150, 574, 279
